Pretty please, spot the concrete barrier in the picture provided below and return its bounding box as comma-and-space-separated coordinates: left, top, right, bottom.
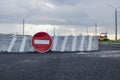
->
52, 36, 98, 52
0, 34, 98, 52
0, 35, 33, 52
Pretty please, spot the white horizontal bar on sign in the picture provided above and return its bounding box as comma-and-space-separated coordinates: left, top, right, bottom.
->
34, 40, 49, 44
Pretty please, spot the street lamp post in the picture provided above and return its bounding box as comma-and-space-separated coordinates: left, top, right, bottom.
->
108, 5, 120, 41
115, 8, 117, 41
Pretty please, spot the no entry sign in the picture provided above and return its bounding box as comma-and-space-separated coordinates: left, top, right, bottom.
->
32, 32, 52, 53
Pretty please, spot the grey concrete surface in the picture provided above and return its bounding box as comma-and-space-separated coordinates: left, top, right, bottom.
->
24, 36, 33, 52
0, 34, 13, 52
56, 36, 64, 51
92, 36, 99, 51
65, 36, 73, 51
76, 36, 81, 51
12, 36, 23, 52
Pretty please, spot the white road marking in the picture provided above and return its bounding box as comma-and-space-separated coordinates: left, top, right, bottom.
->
100, 50, 120, 53
77, 52, 89, 54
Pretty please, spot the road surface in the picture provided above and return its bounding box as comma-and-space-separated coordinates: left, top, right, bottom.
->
0, 43, 120, 80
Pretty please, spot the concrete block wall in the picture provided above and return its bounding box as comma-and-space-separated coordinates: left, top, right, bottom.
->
0, 34, 98, 53
0, 35, 33, 52
52, 36, 98, 52
0, 34, 13, 52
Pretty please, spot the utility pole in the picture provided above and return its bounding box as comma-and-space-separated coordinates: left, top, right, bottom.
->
87, 27, 88, 36
22, 13, 31, 36
23, 18, 25, 35
95, 21, 97, 36
107, 5, 120, 41
58, 31, 59, 37
54, 27, 55, 37
106, 27, 107, 33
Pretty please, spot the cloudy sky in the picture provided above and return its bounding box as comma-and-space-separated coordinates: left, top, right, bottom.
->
0, 0, 120, 39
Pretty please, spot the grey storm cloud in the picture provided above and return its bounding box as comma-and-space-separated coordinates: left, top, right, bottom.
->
0, 0, 120, 26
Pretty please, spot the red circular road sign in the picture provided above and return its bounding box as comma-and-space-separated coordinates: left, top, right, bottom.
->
32, 32, 52, 53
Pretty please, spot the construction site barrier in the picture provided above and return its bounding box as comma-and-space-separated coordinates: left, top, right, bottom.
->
0, 35, 98, 52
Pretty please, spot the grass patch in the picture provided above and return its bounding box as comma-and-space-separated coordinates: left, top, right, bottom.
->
99, 40, 120, 44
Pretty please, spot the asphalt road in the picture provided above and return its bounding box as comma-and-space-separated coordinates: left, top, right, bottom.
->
99, 42, 120, 51
0, 43, 120, 80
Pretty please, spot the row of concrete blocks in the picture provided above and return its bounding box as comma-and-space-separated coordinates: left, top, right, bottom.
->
52, 36, 98, 52
0, 35, 98, 52
0, 35, 32, 52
